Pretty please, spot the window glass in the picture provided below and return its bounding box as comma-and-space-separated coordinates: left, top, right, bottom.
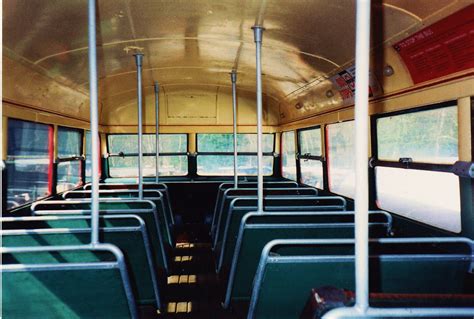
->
6, 119, 52, 209
108, 134, 187, 154
377, 106, 458, 164
197, 134, 274, 153
197, 155, 273, 176
196, 133, 274, 176
57, 127, 82, 158
299, 128, 322, 155
300, 160, 323, 188
107, 134, 188, 177
57, 161, 82, 193
108, 155, 188, 177
375, 166, 461, 233
281, 131, 296, 180
327, 121, 355, 198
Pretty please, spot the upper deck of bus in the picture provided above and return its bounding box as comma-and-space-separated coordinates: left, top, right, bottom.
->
2, 1, 474, 318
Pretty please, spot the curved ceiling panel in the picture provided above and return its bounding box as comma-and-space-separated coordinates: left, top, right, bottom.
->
3, 0, 470, 122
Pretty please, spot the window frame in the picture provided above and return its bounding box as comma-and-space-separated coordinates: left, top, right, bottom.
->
195, 133, 276, 176
297, 125, 326, 188
56, 126, 84, 192
106, 133, 189, 177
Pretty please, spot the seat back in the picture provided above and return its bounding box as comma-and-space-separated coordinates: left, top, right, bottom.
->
31, 199, 170, 274
223, 211, 392, 308
2, 244, 139, 319
211, 181, 299, 231
83, 183, 175, 225
213, 195, 347, 250
63, 190, 173, 247
212, 188, 331, 243
247, 238, 473, 319
2, 215, 163, 309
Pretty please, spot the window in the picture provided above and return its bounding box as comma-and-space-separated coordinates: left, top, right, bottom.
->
196, 133, 274, 176
6, 119, 52, 209
57, 127, 83, 192
374, 105, 461, 232
281, 131, 296, 180
299, 127, 324, 188
326, 121, 355, 197
107, 134, 188, 177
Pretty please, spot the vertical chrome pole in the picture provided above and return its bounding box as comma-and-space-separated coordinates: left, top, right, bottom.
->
154, 82, 160, 184
354, 0, 371, 312
134, 54, 144, 199
88, 0, 100, 245
252, 26, 265, 213
230, 70, 238, 188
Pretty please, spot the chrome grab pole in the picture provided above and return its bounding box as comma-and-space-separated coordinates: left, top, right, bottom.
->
134, 54, 144, 199
252, 25, 265, 213
88, 0, 100, 245
353, 0, 371, 312
154, 82, 160, 184
231, 70, 238, 188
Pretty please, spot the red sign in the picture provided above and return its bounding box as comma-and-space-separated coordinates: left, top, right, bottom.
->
393, 4, 474, 84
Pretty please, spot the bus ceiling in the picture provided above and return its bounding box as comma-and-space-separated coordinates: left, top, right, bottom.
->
3, 1, 474, 128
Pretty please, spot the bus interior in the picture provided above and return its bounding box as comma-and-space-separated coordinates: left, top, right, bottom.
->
2, 1, 474, 318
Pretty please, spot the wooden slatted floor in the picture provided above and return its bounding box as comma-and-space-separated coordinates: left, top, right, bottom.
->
141, 223, 247, 319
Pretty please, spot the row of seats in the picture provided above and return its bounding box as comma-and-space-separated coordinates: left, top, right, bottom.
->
209, 181, 474, 318
2, 182, 175, 318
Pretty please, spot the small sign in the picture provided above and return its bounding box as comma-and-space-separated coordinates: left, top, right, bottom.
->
329, 65, 383, 106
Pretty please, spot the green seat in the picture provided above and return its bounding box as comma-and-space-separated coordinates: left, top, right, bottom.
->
31, 200, 170, 275
2, 215, 163, 309
247, 238, 473, 319
223, 211, 392, 308
212, 187, 315, 241
83, 182, 175, 226
62, 190, 173, 247
211, 181, 299, 233
2, 244, 138, 319
214, 195, 347, 261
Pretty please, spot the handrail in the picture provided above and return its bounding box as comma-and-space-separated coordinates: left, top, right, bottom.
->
252, 25, 265, 213
154, 81, 160, 184
134, 53, 144, 200
87, 0, 100, 246
231, 70, 239, 188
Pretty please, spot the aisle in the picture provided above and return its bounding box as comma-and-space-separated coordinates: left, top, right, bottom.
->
143, 223, 246, 319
